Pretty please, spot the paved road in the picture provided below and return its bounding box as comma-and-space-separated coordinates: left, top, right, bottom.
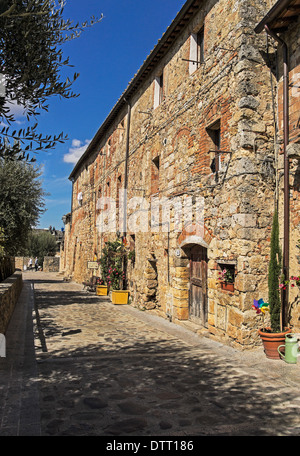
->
2, 271, 300, 437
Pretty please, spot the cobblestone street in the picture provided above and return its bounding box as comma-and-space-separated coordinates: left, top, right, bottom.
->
2, 271, 300, 437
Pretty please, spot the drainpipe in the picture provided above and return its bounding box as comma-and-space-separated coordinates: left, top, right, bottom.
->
265, 25, 289, 328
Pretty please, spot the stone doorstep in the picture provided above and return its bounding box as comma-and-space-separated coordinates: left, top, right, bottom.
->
173, 318, 210, 337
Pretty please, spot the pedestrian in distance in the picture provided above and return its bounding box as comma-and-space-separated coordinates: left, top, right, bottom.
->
35, 257, 38, 272
28, 258, 33, 270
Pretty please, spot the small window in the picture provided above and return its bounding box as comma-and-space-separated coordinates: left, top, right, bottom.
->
119, 120, 125, 143
218, 263, 235, 292
116, 175, 122, 209
154, 72, 164, 108
152, 156, 160, 170
77, 192, 83, 206
207, 120, 221, 179
96, 187, 102, 211
197, 29, 204, 65
106, 180, 110, 197
189, 28, 204, 74
107, 139, 111, 157
151, 156, 160, 194
159, 73, 164, 104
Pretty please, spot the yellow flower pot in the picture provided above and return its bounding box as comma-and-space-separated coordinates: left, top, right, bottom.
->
96, 285, 108, 296
111, 290, 130, 304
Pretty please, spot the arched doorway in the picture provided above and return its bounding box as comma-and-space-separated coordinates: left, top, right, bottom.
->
177, 222, 210, 327
189, 244, 208, 326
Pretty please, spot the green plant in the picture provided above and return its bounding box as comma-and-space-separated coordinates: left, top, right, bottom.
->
0, 1, 102, 161
268, 209, 282, 332
218, 267, 234, 283
279, 276, 300, 290
23, 230, 57, 265
128, 250, 135, 263
0, 159, 47, 255
99, 239, 126, 290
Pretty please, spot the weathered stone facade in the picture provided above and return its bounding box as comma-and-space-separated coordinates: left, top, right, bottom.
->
62, 0, 300, 349
43, 256, 60, 273
0, 271, 22, 334
15, 255, 60, 272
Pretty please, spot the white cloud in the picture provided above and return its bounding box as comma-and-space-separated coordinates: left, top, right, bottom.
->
7, 101, 26, 118
2, 98, 27, 119
63, 138, 91, 164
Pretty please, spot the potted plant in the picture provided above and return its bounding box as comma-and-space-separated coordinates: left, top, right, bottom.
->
256, 209, 291, 359
99, 239, 130, 304
218, 267, 234, 292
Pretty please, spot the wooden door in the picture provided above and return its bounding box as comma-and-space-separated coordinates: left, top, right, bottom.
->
189, 245, 208, 326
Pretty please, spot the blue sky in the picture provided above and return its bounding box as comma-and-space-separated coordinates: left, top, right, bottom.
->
16, 0, 187, 230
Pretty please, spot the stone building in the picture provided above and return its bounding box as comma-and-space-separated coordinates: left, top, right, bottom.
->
61, 0, 300, 349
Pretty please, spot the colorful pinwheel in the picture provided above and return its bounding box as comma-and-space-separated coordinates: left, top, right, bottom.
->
252, 298, 269, 314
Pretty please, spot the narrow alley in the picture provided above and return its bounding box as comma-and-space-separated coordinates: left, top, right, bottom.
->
1, 271, 300, 437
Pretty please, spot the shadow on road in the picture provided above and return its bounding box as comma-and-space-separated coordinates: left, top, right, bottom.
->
31, 281, 300, 436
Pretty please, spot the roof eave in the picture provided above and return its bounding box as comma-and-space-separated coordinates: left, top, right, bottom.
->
69, 0, 201, 180
254, 0, 295, 33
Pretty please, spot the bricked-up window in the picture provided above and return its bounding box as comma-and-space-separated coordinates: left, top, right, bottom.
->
154, 72, 164, 109
189, 28, 204, 74
151, 155, 160, 194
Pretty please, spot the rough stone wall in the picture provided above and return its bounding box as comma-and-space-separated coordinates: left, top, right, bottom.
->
0, 271, 22, 334
15, 257, 33, 270
43, 256, 60, 273
63, 0, 300, 349
15, 257, 24, 270
59, 220, 71, 275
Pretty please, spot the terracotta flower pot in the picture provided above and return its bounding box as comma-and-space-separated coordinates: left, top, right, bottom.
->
220, 281, 234, 292
258, 327, 291, 360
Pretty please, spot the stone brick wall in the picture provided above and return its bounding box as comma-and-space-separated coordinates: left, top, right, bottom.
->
62, 0, 300, 349
43, 256, 60, 273
15, 257, 32, 270
0, 271, 23, 334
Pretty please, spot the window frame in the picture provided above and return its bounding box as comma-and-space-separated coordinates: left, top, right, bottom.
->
207, 120, 221, 178
189, 27, 204, 74
154, 72, 164, 108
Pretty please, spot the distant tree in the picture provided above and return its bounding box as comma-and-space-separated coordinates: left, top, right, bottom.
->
0, 0, 102, 161
0, 158, 46, 254
24, 230, 57, 266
